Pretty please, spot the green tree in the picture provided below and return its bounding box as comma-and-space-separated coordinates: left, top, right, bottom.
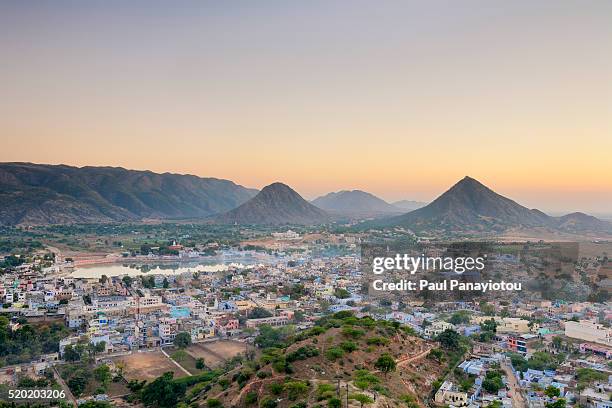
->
94, 364, 111, 387
437, 329, 460, 349
374, 353, 397, 377
544, 386, 560, 398
122, 275, 133, 287
196, 357, 206, 370
351, 393, 374, 408
67, 372, 89, 397
140, 372, 187, 408
249, 307, 273, 319
545, 399, 566, 408
328, 398, 341, 408
173, 332, 192, 349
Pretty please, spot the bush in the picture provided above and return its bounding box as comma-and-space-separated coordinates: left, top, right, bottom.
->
207, 399, 223, 408
366, 337, 389, 346
286, 345, 319, 362
325, 347, 345, 361
285, 380, 309, 400
328, 398, 341, 408
245, 391, 258, 405
342, 326, 365, 339
269, 382, 284, 395
340, 341, 358, 353
260, 397, 278, 408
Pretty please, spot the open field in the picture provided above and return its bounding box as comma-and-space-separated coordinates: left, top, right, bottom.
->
185, 340, 246, 368
165, 347, 205, 375
112, 350, 188, 381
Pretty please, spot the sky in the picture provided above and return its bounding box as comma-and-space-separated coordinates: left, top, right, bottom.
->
1, 1, 611, 213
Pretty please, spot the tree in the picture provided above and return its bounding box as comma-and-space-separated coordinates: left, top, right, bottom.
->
480, 301, 495, 316
122, 275, 133, 287
63, 345, 81, 362
545, 399, 566, 408
351, 393, 374, 408
196, 358, 207, 370
374, 353, 397, 377
334, 288, 350, 299
328, 398, 341, 408
173, 332, 192, 349
482, 370, 504, 394
437, 329, 460, 349
449, 311, 471, 325
249, 307, 273, 319
140, 372, 187, 408
544, 386, 560, 398
68, 372, 89, 397
94, 364, 111, 387
480, 319, 498, 333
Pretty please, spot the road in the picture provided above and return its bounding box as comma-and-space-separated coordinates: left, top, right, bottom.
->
501, 359, 526, 408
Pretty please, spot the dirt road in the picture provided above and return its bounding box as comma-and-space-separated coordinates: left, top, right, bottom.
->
501, 359, 526, 408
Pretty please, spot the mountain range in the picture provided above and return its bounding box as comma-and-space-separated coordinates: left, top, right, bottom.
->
1, 163, 609, 234
215, 182, 330, 225
0, 163, 257, 225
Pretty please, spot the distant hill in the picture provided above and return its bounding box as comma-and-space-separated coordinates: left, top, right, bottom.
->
215, 182, 330, 225
391, 199, 427, 211
0, 163, 257, 225
556, 212, 612, 233
311, 190, 400, 216
375, 176, 612, 234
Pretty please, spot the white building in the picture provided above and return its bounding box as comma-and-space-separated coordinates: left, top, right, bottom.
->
565, 320, 612, 346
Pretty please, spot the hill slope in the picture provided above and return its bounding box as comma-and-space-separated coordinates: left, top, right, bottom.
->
312, 190, 400, 215
392, 199, 427, 211
379, 176, 553, 233
0, 163, 257, 225
193, 315, 445, 408
375, 177, 612, 235
215, 182, 330, 225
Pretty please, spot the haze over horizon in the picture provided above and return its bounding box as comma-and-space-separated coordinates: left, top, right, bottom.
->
1, 1, 611, 213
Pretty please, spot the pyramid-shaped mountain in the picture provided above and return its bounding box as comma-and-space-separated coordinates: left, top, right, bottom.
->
215, 182, 330, 225
382, 176, 553, 232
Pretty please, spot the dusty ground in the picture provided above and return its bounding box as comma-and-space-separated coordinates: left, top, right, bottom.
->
113, 350, 188, 380
186, 340, 247, 368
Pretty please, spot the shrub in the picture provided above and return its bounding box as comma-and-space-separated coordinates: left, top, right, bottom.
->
366, 337, 389, 346
340, 341, 358, 353
325, 347, 344, 361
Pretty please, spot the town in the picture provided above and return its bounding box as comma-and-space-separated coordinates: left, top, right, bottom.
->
0, 224, 610, 408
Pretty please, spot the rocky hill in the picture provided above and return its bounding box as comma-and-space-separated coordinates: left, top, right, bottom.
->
375, 176, 612, 235
215, 182, 330, 225
191, 313, 446, 408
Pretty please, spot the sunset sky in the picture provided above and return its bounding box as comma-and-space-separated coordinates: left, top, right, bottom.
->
1, 1, 611, 213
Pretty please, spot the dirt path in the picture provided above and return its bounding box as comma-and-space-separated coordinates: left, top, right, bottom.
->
53, 366, 78, 407
501, 359, 526, 408
396, 346, 432, 367
160, 347, 192, 377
